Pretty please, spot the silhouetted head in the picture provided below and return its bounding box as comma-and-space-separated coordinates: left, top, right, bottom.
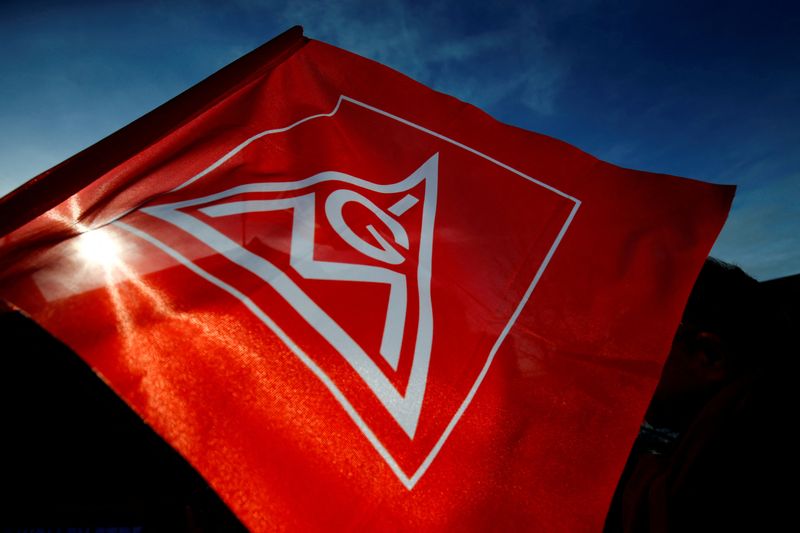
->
646, 258, 763, 430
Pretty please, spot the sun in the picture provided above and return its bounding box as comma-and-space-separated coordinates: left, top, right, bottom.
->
75, 228, 122, 268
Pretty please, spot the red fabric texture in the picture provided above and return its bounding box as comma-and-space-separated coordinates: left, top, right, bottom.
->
0, 30, 732, 531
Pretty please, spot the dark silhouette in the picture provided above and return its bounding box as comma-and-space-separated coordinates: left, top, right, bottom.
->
0, 310, 246, 532
605, 258, 793, 532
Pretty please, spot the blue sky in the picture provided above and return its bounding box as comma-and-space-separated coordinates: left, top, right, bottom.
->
1, 0, 798, 280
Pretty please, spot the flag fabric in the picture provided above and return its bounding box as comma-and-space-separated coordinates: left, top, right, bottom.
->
0, 27, 732, 531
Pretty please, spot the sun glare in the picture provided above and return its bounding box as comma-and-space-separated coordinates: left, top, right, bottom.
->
76, 229, 122, 268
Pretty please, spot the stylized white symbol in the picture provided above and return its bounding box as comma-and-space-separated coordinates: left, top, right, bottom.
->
140, 154, 439, 438
114, 95, 581, 490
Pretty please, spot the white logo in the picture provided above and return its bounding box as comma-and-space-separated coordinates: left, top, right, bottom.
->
115, 96, 581, 489
140, 154, 438, 439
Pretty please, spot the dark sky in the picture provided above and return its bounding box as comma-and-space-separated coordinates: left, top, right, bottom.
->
1, 0, 798, 279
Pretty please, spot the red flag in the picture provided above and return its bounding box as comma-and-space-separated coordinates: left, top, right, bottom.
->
0, 27, 732, 531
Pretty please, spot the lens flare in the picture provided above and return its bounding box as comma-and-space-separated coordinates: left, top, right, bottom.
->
76, 229, 122, 268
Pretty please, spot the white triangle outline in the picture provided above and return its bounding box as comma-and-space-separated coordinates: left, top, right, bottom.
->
139, 154, 438, 439
113, 95, 582, 489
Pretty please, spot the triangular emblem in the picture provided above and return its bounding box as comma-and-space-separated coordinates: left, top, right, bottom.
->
114, 96, 577, 489
141, 154, 439, 438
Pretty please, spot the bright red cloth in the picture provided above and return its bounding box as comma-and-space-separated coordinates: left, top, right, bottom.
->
0, 28, 732, 531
